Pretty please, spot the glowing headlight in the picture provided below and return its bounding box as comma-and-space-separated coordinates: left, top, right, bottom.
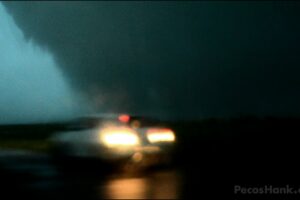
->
147, 128, 176, 143
100, 127, 140, 147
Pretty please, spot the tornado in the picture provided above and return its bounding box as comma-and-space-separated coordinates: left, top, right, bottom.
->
0, 3, 86, 124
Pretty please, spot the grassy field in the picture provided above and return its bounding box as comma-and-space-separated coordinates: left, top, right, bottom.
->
0, 122, 66, 152
0, 139, 51, 152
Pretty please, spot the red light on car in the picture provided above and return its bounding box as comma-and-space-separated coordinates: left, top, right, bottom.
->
118, 114, 130, 123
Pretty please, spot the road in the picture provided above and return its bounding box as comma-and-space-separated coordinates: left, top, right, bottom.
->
0, 150, 182, 199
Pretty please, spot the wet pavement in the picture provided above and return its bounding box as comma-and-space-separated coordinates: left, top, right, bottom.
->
0, 150, 182, 200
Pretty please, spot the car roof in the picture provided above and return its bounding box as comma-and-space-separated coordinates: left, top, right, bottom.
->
67, 113, 163, 129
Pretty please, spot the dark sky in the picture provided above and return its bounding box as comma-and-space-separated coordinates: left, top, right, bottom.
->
4, 2, 300, 119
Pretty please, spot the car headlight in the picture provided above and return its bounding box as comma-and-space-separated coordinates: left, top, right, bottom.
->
146, 128, 176, 143
99, 126, 140, 147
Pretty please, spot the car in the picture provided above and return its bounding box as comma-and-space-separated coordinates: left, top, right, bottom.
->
50, 114, 177, 173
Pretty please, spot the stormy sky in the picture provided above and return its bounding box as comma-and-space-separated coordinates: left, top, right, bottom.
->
2, 1, 300, 120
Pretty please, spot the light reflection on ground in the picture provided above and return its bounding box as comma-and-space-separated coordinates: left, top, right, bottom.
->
100, 170, 181, 199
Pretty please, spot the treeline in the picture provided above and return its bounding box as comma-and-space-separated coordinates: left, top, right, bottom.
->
0, 123, 69, 140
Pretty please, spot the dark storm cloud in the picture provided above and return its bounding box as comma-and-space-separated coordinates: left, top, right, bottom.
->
4, 2, 300, 119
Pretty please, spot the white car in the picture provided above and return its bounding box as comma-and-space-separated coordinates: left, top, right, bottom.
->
50, 114, 176, 171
